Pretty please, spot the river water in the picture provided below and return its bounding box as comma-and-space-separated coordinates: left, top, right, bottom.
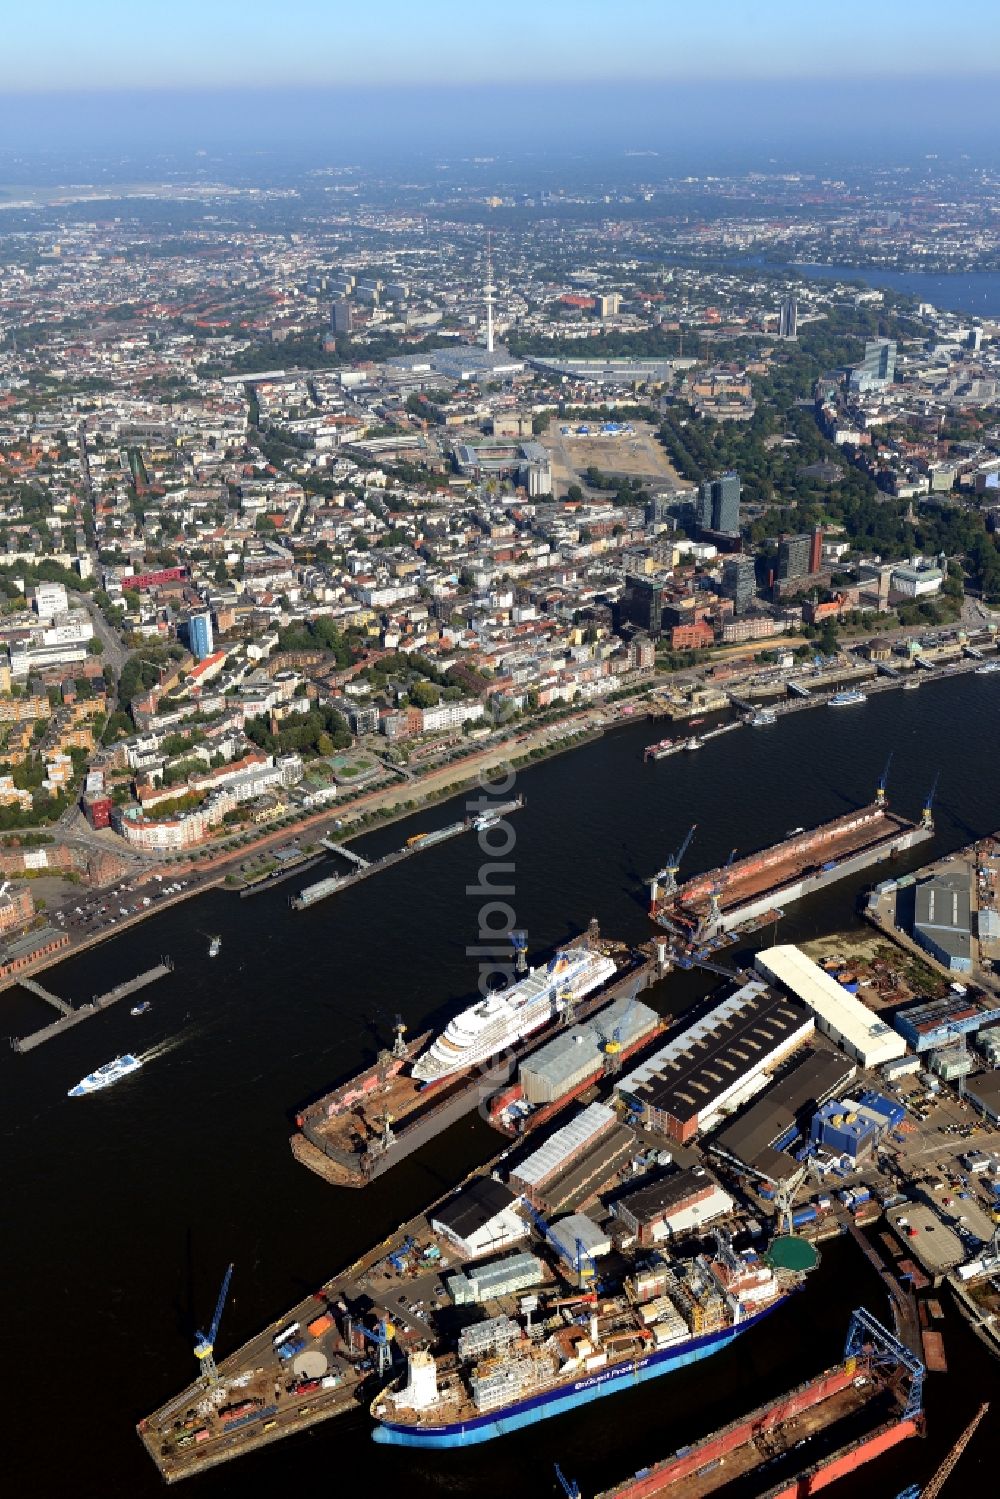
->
4, 673, 999, 1497
792, 263, 1000, 318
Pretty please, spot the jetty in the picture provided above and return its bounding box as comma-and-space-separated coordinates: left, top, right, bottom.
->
10, 959, 175, 1053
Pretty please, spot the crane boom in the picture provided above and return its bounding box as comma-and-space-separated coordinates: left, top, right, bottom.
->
920, 1401, 989, 1499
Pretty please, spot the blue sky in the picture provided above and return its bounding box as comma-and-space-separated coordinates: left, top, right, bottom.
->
13, 0, 1000, 90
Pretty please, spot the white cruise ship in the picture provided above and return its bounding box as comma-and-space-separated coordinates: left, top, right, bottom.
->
411, 948, 617, 1085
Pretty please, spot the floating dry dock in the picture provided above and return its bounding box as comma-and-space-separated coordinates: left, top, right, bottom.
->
597, 1308, 925, 1499
292, 928, 651, 1187
651, 802, 933, 943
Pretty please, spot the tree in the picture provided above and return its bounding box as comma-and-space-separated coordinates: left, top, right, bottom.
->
566, 484, 584, 502
409, 680, 440, 709
87, 636, 104, 655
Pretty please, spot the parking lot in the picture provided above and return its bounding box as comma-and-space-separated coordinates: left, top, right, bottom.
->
51, 873, 195, 939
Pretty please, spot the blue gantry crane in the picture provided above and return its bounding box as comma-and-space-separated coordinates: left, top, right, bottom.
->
522, 1200, 598, 1289
921, 771, 940, 830
193, 1262, 233, 1386
554, 1463, 581, 1499
649, 824, 697, 905
510, 930, 529, 974
876, 751, 893, 807
358, 1318, 396, 1378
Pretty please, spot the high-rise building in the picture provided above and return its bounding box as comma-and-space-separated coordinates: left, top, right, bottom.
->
331, 299, 353, 335
778, 296, 798, 339
778, 534, 813, 582
186, 611, 214, 662
850, 339, 896, 391
722, 556, 757, 615
698, 471, 741, 536
617, 576, 666, 638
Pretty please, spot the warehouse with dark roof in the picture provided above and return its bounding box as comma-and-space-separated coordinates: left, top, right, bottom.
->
711, 1049, 857, 1183
614, 980, 814, 1143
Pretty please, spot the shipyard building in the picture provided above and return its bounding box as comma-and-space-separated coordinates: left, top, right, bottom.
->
894, 991, 1000, 1052
912, 870, 974, 972
430, 1178, 529, 1260
613, 980, 814, 1143
755, 946, 907, 1069
711, 1049, 857, 1184
517, 995, 660, 1106
611, 1168, 735, 1246
508, 1102, 635, 1212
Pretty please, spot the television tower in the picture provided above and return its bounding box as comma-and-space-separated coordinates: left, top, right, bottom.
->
485, 233, 495, 354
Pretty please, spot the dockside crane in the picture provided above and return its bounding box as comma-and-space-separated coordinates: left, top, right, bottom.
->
510, 930, 529, 975
358, 1318, 396, 1378
649, 824, 697, 906
894, 1399, 989, 1499
599, 985, 640, 1074
554, 1463, 581, 1499
522, 1200, 598, 1289
193, 1262, 233, 1386
876, 751, 894, 807
921, 772, 940, 831
702, 847, 738, 936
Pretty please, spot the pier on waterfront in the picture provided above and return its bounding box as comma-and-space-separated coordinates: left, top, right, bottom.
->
291, 798, 524, 911
10, 959, 175, 1054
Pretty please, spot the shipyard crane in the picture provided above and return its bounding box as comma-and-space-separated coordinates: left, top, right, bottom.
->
391, 1014, 408, 1059
599, 984, 640, 1074
756, 1158, 823, 1236
193, 1262, 234, 1386
510, 930, 529, 975
358, 1318, 396, 1378
921, 772, 940, 831
876, 751, 894, 807
650, 824, 697, 905
522, 1200, 598, 1289
702, 847, 738, 936
894, 1400, 989, 1499
554, 1464, 581, 1499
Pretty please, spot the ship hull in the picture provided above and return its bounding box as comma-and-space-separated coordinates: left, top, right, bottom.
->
373, 1301, 782, 1449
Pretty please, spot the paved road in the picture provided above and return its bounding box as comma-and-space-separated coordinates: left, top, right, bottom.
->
81, 593, 129, 675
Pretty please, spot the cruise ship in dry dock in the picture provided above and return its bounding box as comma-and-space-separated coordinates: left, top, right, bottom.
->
411, 947, 618, 1085
372, 1233, 811, 1448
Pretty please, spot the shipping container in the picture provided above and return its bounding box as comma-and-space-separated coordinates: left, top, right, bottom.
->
792, 1205, 818, 1226
307, 1313, 334, 1338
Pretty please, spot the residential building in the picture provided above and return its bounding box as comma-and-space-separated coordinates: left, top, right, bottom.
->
778, 533, 813, 582
721, 555, 756, 615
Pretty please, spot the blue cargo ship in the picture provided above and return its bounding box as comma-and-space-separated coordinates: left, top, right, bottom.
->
372, 1234, 810, 1449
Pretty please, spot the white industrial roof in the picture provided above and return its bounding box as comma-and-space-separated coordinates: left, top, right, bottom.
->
549, 1212, 612, 1259
512, 1102, 614, 1188
755, 945, 906, 1066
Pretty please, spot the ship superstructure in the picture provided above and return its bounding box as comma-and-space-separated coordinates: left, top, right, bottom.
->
411, 947, 617, 1085
372, 1232, 807, 1448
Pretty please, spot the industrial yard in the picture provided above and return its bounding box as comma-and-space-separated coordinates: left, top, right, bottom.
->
139, 832, 1000, 1486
